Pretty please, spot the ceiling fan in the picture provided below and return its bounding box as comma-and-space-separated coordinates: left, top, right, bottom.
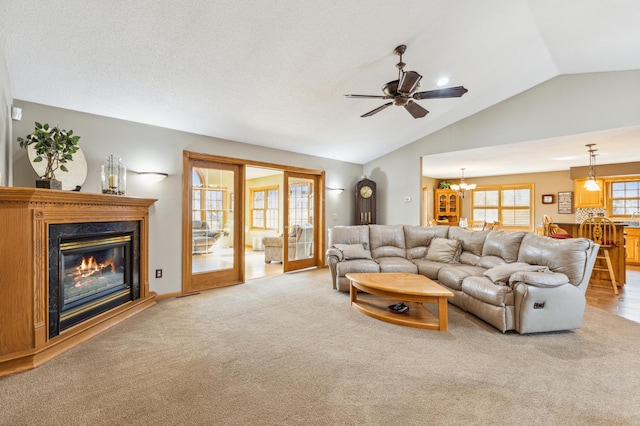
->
344, 45, 468, 119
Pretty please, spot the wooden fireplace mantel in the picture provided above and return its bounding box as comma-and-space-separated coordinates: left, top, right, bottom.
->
0, 187, 158, 377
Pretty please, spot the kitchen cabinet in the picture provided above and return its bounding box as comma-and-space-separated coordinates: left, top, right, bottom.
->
626, 228, 640, 265
435, 190, 460, 225
574, 178, 604, 208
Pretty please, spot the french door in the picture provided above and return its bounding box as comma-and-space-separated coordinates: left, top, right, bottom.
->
182, 152, 244, 293
283, 172, 320, 272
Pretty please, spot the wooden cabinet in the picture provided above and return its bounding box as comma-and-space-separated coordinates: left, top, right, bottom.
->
574, 178, 604, 208
626, 228, 640, 265
435, 190, 460, 225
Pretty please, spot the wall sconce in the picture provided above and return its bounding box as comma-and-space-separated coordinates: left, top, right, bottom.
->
137, 172, 169, 182
327, 187, 344, 193
584, 144, 600, 192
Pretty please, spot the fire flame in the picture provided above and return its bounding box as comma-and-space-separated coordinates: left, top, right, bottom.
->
73, 256, 115, 285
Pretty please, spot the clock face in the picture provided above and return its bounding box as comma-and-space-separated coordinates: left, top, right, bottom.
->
360, 186, 373, 199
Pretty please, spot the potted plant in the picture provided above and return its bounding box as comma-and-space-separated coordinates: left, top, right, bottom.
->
18, 122, 81, 189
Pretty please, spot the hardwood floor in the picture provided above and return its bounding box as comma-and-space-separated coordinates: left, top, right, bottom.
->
586, 265, 640, 324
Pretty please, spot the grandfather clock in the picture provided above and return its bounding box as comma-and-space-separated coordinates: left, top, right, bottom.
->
356, 177, 376, 225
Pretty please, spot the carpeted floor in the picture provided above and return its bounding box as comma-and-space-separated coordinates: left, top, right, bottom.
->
2, 268, 640, 425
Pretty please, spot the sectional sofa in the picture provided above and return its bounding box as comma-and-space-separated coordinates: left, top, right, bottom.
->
326, 224, 599, 334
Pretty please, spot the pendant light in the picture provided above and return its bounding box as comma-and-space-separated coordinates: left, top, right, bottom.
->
450, 168, 476, 198
584, 144, 600, 192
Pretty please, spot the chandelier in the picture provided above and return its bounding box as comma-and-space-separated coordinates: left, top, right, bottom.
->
450, 168, 476, 198
584, 144, 601, 192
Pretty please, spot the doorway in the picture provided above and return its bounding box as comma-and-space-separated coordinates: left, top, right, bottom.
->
182, 151, 325, 293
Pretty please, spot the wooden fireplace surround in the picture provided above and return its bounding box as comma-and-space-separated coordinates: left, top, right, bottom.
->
0, 188, 157, 377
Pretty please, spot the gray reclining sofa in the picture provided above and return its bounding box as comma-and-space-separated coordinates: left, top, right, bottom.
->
326, 224, 599, 334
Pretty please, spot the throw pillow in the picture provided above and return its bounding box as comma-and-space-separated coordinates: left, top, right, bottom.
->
425, 238, 462, 263
334, 243, 372, 260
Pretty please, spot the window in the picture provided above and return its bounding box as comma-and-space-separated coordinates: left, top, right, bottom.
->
472, 184, 533, 230
610, 179, 640, 217
251, 187, 279, 229
192, 169, 227, 232
289, 182, 313, 226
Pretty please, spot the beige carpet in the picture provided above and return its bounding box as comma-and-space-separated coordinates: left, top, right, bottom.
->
2, 268, 640, 425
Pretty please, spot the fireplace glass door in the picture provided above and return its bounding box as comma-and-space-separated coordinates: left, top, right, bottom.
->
59, 235, 133, 331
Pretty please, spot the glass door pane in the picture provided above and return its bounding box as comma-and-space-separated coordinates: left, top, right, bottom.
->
191, 167, 235, 274
283, 173, 318, 272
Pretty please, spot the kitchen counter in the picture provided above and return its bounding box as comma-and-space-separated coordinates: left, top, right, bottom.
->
551, 222, 626, 288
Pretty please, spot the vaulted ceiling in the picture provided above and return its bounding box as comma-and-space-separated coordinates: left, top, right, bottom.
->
2, 1, 639, 170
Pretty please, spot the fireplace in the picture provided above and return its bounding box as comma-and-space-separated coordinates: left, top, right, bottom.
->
49, 221, 140, 338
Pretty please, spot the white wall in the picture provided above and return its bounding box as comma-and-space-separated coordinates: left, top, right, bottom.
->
0, 42, 12, 186
11, 101, 362, 295
365, 70, 640, 225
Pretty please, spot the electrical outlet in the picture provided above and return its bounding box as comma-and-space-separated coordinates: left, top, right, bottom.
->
155, 269, 163, 278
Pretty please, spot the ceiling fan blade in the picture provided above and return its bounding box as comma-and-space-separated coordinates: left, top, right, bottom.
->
361, 102, 393, 118
413, 86, 468, 100
398, 71, 422, 94
344, 94, 393, 99
404, 100, 429, 118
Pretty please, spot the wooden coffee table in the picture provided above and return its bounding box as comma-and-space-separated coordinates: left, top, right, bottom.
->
346, 273, 454, 331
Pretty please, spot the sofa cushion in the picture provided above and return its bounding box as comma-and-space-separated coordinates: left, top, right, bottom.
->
482, 230, 526, 263
483, 262, 550, 284
517, 233, 593, 285
411, 259, 448, 280
438, 264, 487, 291
459, 251, 481, 266
377, 257, 418, 274
448, 227, 489, 256
509, 271, 570, 288
425, 238, 462, 263
334, 243, 372, 260
462, 276, 515, 306
336, 259, 380, 276
329, 225, 371, 249
477, 255, 508, 269
404, 225, 449, 259
370, 224, 406, 259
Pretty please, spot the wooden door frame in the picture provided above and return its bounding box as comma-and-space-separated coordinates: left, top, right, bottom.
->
283, 171, 322, 273
182, 152, 245, 294
182, 151, 326, 294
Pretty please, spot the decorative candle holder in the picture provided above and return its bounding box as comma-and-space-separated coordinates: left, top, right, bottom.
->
101, 155, 126, 195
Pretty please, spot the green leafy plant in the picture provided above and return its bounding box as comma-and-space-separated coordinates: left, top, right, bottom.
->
18, 122, 81, 181
438, 180, 452, 189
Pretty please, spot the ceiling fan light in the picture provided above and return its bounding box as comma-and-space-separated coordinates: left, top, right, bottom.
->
436, 77, 449, 87
584, 178, 600, 191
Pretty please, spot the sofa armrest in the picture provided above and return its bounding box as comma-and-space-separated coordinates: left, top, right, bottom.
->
325, 248, 344, 290
513, 282, 585, 333
509, 271, 569, 288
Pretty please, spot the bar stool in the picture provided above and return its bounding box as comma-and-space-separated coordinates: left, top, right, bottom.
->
579, 216, 618, 295
543, 215, 572, 239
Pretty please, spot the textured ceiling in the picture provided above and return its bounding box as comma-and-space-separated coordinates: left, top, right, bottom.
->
1, 0, 640, 168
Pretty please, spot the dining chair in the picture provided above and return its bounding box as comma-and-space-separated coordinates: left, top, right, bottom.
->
468, 220, 486, 231
578, 216, 618, 295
